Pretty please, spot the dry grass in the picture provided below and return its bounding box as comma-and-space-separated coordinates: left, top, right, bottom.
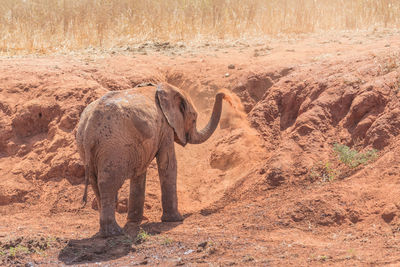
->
1, 0, 400, 54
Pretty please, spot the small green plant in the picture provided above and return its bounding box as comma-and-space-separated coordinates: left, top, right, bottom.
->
7, 245, 30, 258
310, 161, 339, 182
160, 236, 173, 246
318, 255, 330, 261
135, 229, 150, 244
333, 143, 378, 168
8, 247, 16, 258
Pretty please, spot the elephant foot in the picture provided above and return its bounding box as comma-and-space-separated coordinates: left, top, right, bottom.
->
161, 212, 183, 222
99, 221, 124, 237
123, 222, 141, 238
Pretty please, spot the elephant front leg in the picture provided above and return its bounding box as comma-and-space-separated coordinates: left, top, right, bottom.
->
156, 139, 183, 222
127, 172, 146, 223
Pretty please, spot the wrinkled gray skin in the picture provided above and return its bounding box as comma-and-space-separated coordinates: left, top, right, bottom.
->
76, 83, 225, 237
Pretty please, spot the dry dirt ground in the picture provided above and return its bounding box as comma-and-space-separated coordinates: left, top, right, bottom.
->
1, 29, 400, 266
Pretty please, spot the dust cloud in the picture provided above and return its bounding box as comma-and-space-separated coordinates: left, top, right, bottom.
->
206, 89, 265, 172
220, 89, 262, 146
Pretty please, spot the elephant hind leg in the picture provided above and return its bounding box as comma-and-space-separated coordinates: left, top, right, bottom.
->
97, 167, 126, 237
127, 172, 147, 223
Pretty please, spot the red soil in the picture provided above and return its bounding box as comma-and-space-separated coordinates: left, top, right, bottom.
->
1, 30, 400, 266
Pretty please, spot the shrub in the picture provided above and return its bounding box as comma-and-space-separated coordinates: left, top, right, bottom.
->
333, 143, 377, 168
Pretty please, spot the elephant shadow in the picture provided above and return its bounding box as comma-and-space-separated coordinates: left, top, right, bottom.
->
139, 212, 190, 235
57, 218, 187, 265
57, 233, 135, 265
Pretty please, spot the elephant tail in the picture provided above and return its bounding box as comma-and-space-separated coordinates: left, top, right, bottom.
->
81, 143, 96, 208
81, 165, 90, 207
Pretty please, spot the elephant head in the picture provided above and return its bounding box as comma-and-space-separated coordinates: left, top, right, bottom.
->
156, 83, 225, 146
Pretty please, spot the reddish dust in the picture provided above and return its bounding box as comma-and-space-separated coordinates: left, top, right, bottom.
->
221, 88, 247, 121
220, 89, 264, 152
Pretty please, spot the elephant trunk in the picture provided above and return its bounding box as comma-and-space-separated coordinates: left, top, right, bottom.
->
189, 92, 225, 144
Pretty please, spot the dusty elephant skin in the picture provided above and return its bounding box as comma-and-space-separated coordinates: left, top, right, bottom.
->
76, 83, 225, 237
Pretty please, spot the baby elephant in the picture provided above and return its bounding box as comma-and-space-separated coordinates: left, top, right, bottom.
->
76, 83, 225, 237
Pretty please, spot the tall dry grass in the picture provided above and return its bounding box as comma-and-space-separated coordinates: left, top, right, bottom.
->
0, 0, 399, 53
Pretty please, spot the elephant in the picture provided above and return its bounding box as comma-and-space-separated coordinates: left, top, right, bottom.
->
76, 82, 225, 237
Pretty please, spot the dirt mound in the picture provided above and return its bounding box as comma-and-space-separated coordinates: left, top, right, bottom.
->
1, 31, 400, 265
1, 51, 399, 215
242, 56, 399, 192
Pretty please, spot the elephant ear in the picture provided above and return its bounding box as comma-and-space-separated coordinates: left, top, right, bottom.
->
156, 83, 187, 145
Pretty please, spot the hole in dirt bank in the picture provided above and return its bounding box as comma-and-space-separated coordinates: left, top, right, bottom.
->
279, 90, 304, 130
233, 74, 275, 113
234, 74, 273, 102
364, 108, 400, 149
232, 69, 294, 114
12, 101, 61, 138
344, 89, 386, 131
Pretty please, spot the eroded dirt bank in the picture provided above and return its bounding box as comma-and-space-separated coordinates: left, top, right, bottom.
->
1, 31, 400, 266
